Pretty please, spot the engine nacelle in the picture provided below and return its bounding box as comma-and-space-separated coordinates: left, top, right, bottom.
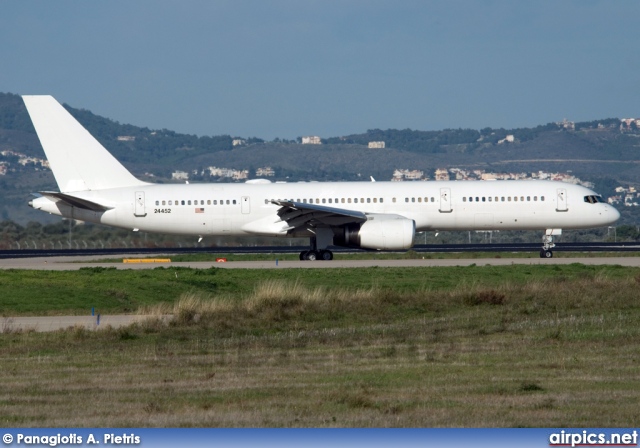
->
335, 215, 415, 250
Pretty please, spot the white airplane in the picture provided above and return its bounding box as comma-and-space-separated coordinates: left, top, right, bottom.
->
23, 95, 620, 260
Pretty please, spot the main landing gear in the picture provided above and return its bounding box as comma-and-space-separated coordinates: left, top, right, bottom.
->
299, 249, 333, 261
300, 231, 334, 261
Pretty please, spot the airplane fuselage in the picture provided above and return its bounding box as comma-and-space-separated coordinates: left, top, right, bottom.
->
31, 179, 618, 237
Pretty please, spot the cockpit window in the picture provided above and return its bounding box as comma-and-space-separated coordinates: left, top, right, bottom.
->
584, 195, 605, 204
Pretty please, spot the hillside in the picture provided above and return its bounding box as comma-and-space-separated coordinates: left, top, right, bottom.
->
1, 91, 639, 224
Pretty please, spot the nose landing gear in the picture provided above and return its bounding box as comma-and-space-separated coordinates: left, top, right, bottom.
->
539, 248, 553, 258
540, 229, 561, 259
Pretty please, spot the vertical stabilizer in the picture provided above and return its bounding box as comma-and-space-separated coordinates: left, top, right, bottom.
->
22, 95, 148, 192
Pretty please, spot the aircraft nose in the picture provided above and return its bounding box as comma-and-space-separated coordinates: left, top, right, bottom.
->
606, 205, 621, 225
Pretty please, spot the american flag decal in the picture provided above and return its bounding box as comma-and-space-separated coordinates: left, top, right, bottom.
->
195, 208, 205, 213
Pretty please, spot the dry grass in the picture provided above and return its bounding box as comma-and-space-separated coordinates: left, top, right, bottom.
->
1, 273, 639, 427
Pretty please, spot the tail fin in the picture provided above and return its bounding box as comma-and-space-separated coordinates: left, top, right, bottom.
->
22, 95, 147, 192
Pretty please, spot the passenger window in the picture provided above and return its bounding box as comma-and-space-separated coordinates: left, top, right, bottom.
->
514, 197, 518, 202
373, 198, 378, 203
168, 200, 173, 206
521, 197, 524, 202
392, 198, 396, 203
328, 199, 332, 204
508, 197, 511, 202
475, 197, 479, 202
541, 196, 545, 201
405, 198, 409, 203
482, 197, 486, 202
155, 201, 159, 206
411, 198, 415, 203
322, 198, 326, 204
348, 198, 352, 203
380, 198, 384, 203
501, 197, 505, 202
527, 196, 530, 201
233, 200, 237, 205
488, 197, 492, 202
341, 198, 345, 203
188, 200, 192, 205
463, 197, 467, 202
367, 198, 371, 203
534, 196, 537, 201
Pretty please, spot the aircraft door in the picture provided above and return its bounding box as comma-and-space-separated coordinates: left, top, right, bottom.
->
241, 196, 250, 214
556, 188, 568, 212
134, 191, 146, 217
439, 188, 452, 213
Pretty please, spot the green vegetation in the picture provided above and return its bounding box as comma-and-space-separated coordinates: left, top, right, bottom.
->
1, 264, 639, 426
0, 263, 635, 316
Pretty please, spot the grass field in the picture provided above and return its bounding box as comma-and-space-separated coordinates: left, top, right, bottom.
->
1, 263, 640, 427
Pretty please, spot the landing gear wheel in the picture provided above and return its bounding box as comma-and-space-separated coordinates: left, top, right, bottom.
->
539, 249, 553, 258
299, 251, 307, 260
319, 249, 333, 261
305, 250, 318, 261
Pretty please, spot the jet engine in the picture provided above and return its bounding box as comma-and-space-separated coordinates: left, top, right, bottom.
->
335, 215, 415, 250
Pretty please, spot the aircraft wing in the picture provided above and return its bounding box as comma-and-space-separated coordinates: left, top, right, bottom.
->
271, 200, 367, 230
37, 192, 113, 212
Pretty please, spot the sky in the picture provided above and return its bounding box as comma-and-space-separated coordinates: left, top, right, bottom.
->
1, 0, 639, 140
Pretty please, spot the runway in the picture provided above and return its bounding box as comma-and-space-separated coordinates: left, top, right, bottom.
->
2, 254, 640, 270
3, 242, 640, 259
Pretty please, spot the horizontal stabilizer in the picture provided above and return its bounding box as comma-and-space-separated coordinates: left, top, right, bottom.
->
38, 192, 112, 212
